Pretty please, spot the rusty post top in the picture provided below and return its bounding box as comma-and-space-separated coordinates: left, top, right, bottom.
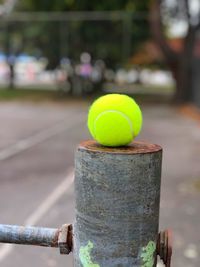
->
78, 140, 162, 155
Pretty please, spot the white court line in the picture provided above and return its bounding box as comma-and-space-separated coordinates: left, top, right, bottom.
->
0, 114, 84, 161
0, 169, 74, 262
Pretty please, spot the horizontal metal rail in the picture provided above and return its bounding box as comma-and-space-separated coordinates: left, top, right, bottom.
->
1, 11, 148, 21
0, 224, 58, 247
0, 224, 72, 254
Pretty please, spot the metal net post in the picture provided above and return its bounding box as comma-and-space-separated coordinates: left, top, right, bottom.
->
74, 140, 162, 267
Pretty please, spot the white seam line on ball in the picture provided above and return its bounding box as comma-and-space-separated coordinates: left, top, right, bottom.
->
93, 110, 134, 138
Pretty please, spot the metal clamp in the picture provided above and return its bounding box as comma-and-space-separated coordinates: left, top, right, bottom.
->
58, 224, 73, 254
157, 229, 172, 267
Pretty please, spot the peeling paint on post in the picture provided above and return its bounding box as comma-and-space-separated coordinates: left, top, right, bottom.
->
74, 140, 162, 267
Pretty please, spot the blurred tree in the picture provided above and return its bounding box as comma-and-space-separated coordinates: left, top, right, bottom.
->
150, 0, 200, 104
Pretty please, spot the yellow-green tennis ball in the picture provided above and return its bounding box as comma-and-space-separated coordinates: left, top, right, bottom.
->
87, 94, 142, 147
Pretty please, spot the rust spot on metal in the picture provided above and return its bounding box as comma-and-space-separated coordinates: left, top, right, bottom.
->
51, 229, 59, 248
78, 140, 162, 155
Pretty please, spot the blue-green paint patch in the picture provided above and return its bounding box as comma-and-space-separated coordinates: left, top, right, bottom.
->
141, 241, 156, 267
79, 241, 100, 267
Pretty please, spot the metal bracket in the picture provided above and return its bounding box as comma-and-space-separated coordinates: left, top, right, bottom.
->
58, 224, 73, 254
157, 229, 172, 267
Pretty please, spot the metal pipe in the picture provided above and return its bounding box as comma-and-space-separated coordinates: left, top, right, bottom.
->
0, 224, 59, 247
74, 140, 162, 267
0, 224, 73, 254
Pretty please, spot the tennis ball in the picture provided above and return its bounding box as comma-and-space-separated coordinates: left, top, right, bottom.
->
87, 94, 142, 147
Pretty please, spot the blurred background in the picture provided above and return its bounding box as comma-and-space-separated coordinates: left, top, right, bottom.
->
0, 0, 199, 266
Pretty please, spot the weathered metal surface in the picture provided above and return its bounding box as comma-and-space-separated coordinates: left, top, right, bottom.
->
79, 140, 162, 154
0, 224, 73, 254
157, 229, 172, 267
74, 140, 162, 267
0, 224, 59, 247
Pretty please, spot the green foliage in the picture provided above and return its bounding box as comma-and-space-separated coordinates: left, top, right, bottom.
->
17, 0, 149, 12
